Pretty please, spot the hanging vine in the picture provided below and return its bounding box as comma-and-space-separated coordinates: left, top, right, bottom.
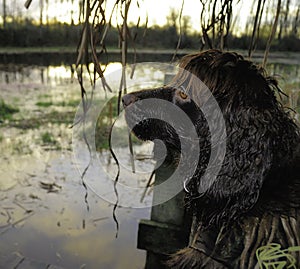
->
199, 0, 234, 50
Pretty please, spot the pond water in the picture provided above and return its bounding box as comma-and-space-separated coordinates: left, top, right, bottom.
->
0, 53, 299, 269
0, 61, 159, 269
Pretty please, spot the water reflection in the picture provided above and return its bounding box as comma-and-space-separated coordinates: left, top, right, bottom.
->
0, 62, 154, 268
0, 140, 151, 268
0, 64, 73, 87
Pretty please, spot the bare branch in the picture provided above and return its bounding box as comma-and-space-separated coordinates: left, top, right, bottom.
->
24, 0, 33, 9
263, 0, 282, 68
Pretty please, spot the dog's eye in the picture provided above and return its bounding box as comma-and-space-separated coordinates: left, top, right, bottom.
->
179, 90, 188, 99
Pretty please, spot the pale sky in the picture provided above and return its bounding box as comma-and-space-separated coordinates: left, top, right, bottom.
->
3, 0, 253, 33
0, 0, 276, 34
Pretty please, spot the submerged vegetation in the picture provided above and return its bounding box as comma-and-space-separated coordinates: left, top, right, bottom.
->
41, 131, 57, 145
8, 110, 74, 129
36, 99, 80, 108
0, 99, 19, 120
0, 95, 76, 129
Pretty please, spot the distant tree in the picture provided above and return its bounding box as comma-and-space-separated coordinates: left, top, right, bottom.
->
45, 0, 49, 26
70, 0, 75, 25
166, 8, 179, 30
39, 0, 43, 26
2, 0, 6, 28
292, 5, 299, 36
180, 16, 193, 48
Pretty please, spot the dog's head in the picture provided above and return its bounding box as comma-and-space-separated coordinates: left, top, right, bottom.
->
123, 49, 300, 226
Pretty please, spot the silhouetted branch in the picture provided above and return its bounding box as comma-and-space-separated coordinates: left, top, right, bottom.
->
263, 0, 282, 68
200, 0, 234, 50
248, 0, 265, 58
24, 0, 33, 9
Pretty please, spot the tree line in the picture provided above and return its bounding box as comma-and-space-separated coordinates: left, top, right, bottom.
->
0, 20, 299, 52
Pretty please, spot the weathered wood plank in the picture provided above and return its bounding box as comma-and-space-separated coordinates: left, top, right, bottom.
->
138, 219, 189, 254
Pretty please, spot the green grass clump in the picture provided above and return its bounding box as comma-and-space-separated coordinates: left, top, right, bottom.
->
36, 100, 80, 108
36, 101, 53, 107
41, 132, 57, 145
9, 111, 74, 129
0, 99, 19, 120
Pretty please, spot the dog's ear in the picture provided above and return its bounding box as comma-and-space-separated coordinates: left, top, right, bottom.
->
197, 61, 299, 224
180, 52, 299, 225
217, 106, 274, 212
205, 75, 299, 224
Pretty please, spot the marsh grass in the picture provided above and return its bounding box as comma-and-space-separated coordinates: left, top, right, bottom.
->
41, 132, 57, 145
7, 111, 74, 129
36, 99, 81, 108
0, 99, 19, 120
41, 131, 62, 150
36, 101, 53, 107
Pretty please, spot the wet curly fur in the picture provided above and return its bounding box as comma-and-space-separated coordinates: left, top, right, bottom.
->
123, 50, 300, 268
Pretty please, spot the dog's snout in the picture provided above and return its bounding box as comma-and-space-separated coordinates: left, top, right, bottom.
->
122, 94, 137, 107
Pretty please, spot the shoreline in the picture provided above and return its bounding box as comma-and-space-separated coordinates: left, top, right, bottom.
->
0, 47, 299, 65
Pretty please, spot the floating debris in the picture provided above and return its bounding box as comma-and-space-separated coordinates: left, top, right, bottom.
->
92, 217, 109, 223
39, 181, 62, 193
28, 193, 40, 200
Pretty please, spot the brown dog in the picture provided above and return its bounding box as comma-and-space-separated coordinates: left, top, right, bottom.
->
123, 50, 300, 268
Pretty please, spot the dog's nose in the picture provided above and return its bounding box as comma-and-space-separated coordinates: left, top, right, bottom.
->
122, 94, 137, 107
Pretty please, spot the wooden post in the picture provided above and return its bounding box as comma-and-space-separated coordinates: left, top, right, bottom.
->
137, 73, 191, 269
137, 162, 191, 268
